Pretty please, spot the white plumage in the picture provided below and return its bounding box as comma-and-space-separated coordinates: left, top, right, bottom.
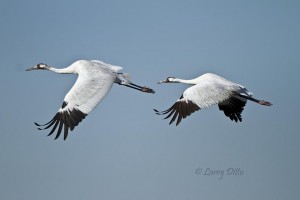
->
26, 60, 155, 140
154, 73, 272, 125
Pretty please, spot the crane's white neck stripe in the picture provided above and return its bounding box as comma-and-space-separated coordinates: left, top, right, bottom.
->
48, 66, 75, 74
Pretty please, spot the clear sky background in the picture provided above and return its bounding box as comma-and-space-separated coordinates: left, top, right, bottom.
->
0, 0, 299, 199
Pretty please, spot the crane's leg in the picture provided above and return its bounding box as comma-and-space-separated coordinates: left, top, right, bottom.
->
119, 82, 155, 93
239, 94, 272, 106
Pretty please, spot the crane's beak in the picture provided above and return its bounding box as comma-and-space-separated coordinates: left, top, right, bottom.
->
157, 79, 167, 84
25, 66, 38, 71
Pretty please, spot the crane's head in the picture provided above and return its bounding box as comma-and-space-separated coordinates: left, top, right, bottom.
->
25, 63, 49, 71
157, 77, 176, 84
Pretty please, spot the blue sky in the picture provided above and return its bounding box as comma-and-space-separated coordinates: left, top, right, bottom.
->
0, 0, 299, 199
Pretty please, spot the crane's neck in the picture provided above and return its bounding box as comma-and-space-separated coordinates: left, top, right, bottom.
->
48, 66, 76, 74
173, 78, 197, 85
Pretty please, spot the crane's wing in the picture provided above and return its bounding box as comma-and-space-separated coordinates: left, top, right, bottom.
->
35, 67, 118, 140
218, 95, 246, 122
155, 80, 247, 125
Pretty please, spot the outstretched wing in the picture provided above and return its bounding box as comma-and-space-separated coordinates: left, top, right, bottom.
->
35, 65, 118, 140
155, 79, 242, 125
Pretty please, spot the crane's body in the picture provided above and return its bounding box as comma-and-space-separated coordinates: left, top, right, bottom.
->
155, 73, 272, 125
26, 60, 155, 140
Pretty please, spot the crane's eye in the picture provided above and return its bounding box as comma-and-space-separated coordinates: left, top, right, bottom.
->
37, 63, 46, 69
167, 77, 175, 82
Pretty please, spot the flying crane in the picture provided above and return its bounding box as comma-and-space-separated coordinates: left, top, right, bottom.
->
26, 60, 155, 140
154, 73, 272, 125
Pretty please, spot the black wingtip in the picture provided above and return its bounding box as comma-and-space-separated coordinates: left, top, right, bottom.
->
34, 122, 41, 126
154, 99, 200, 126
154, 110, 165, 116
153, 109, 159, 114
34, 108, 87, 140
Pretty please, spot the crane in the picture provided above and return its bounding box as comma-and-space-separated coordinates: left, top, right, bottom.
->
154, 73, 272, 125
26, 60, 155, 140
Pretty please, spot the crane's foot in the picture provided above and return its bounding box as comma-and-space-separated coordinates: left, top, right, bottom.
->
142, 86, 155, 94
259, 100, 272, 106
